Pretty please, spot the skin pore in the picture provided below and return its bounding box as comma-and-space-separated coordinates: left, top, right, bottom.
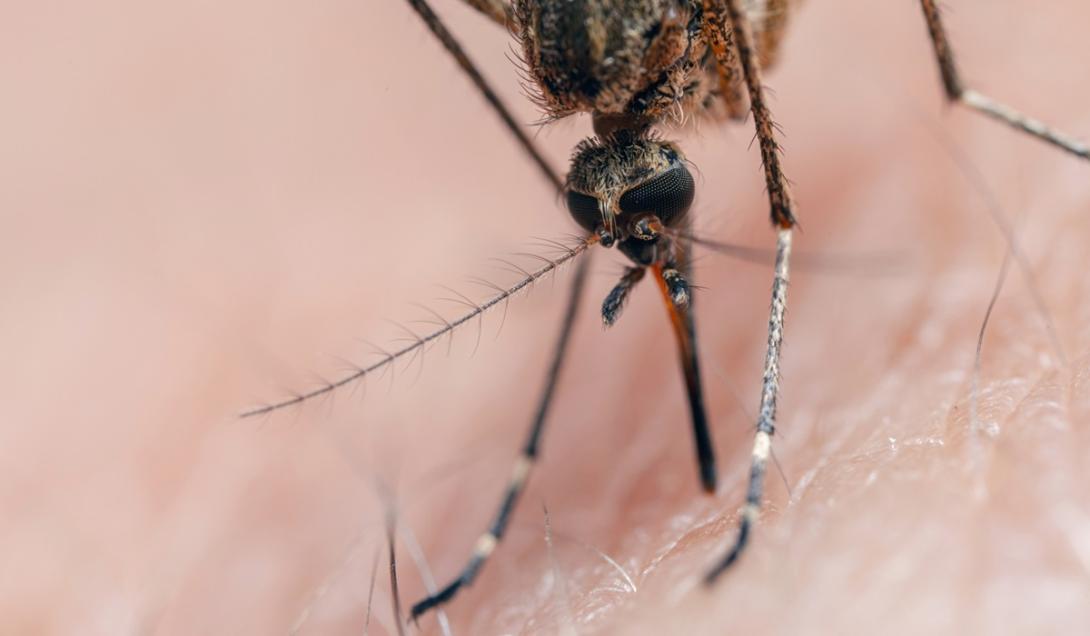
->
2, 0, 1088, 633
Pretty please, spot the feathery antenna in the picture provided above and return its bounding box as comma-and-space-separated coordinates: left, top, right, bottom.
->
240, 236, 595, 418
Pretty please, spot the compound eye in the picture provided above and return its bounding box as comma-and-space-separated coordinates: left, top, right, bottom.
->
618, 163, 695, 225
566, 190, 602, 232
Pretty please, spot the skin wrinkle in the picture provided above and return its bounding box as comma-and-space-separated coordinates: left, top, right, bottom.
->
2, 0, 1089, 635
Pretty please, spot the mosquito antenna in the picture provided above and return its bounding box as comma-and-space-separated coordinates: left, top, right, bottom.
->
533, 236, 582, 257
488, 257, 542, 303
410, 302, 458, 356
239, 236, 594, 418
466, 275, 514, 339
436, 285, 487, 356
312, 373, 337, 417
359, 339, 398, 391
515, 250, 567, 272
329, 355, 368, 401
489, 256, 535, 283
386, 320, 429, 386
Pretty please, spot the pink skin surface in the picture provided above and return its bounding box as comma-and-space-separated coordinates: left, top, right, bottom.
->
2, 1, 1089, 634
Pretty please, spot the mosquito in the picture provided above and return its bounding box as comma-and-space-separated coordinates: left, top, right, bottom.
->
243, 0, 1089, 622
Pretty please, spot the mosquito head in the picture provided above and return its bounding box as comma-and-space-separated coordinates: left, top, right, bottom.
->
565, 131, 695, 249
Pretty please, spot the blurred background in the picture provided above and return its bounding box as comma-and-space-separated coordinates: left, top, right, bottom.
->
2, 1, 1089, 634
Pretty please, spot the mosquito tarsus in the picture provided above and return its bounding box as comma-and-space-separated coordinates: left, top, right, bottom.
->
248, 0, 1089, 622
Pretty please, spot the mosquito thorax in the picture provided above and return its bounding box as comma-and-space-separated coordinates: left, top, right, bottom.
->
565, 131, 695, 259
516, 0, 710, 121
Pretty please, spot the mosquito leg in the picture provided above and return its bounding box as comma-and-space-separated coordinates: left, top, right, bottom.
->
703, 0, 796, 581
700, 0, 794, 121
405, 0, 564, 191
705, 228, 790, 582
700, 0, 748, 120
652, 261, 716, 493
410, 254, 592, 620
918, 0, 1088, 160
705, 1, 795, 229
602, 267, 646, 327
458, 0, 512, 30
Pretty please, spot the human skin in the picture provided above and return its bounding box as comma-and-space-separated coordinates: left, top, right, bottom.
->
2, 1, 1089, 634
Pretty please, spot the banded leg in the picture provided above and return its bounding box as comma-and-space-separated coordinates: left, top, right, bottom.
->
410, 254, 591, 620
701, 0, 748, 120
705, 0, 795, 228
653, 260, 717, 493
703, 0, 797, 581
701, 0, 794, 120
918, 0, 1088, 160
405, 0, 563, 191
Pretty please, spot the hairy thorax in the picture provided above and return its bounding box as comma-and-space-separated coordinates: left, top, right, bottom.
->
515, 0, 717, 126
